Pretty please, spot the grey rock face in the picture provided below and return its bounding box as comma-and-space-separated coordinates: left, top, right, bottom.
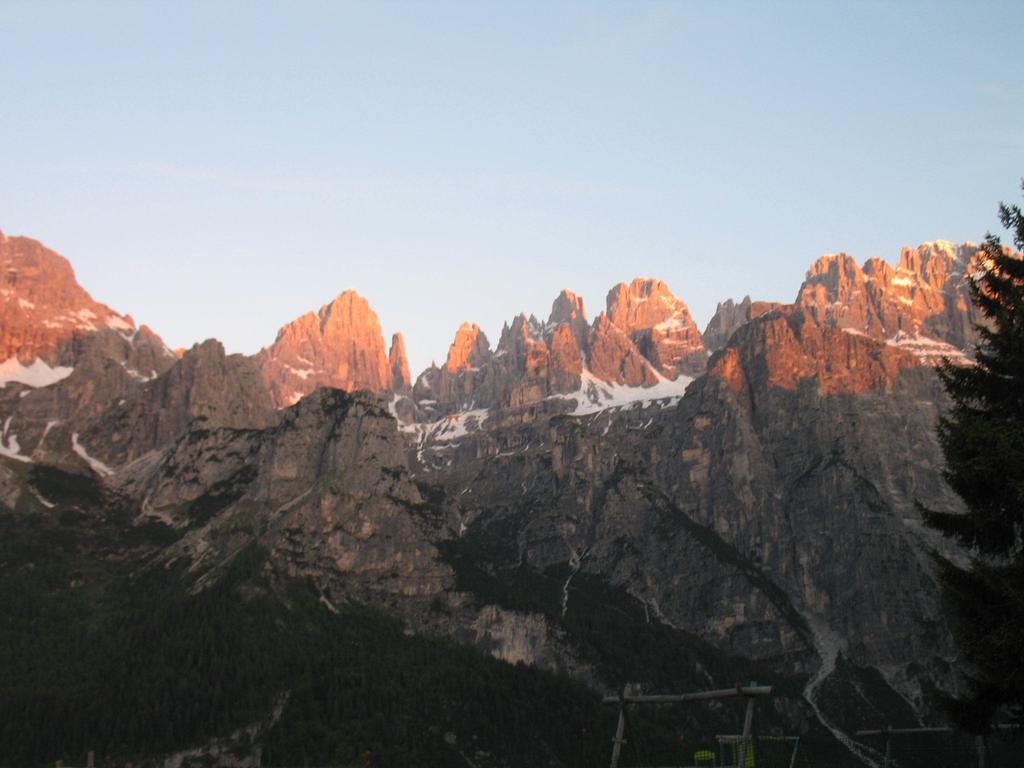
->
406, 307, 965, 718
81, 338, 277, 468
131, 389, 453, 605
702, 296, 785, 352
0, 327, 177, 469
703, 296, 754, 353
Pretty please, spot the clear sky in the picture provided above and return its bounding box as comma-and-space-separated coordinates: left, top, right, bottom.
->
2, 1, 1021, 374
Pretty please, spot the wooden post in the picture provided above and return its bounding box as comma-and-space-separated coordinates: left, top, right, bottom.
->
883, 728, 891, 768
741, 691, 755, 736
738, 683, 756, 767
609, 684, 631, 768
87, 752, 95, 768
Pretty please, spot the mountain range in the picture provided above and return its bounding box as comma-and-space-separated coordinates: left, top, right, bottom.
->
0, 225, 1013, 767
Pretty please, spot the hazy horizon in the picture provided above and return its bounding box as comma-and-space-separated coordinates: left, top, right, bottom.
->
3, 1, 1021, 373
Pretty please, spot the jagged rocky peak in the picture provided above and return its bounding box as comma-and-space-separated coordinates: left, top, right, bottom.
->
548, 289, 586, 326
606, 277, 688, 330
547, 289, 589, 351
703, 296, 752, 353
82, 337, 277, 468
257, 289, 393, 408
799, 252, 865, 311
0, 230, 176, 414
702, 296, 784, 353
408, 321, 496, 419
604, 277, 706, 378
496, 313, 543, 360
899, 240, 975, 287
0, 231, 171, 371
388, 332, 411, 394
444, 322, 491, 373
488, 311, 573, 410
797, 241, 985, 352
548, 322, 583, 378
494, 313, 550, 380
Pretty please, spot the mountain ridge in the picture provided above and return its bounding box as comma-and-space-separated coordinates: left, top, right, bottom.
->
2, 224, 1017, 766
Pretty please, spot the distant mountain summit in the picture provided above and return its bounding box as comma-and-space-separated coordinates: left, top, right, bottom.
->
795, 241, 981, 362
405, 278, 704, 421
0, 230, 270, 474
0, 232, 171, 385
703, 240, 986, 367
606, 277, 707, 377
256, 290, 409, 408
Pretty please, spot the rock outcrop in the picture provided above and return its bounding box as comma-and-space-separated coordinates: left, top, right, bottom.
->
702, 296, 783, 352
388, 333, 411, 394
0, 232, 143, 366
80, 339, 277, 467
0, 230, 180, 469
548, 289, 589, 350
410, 302, 590, 419
411, 324, 496, 419
444, 323, 491, 373
257, 290, 394, 408
125, 389, 451, 604
406, 280, 702, 420
586, 314, 660, 387
605, 278, 707, 377
797, 241, 983, 351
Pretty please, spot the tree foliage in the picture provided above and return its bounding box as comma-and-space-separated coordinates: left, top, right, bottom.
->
925, 182, 1024, 733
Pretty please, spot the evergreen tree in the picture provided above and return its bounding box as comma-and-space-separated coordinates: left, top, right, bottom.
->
925, 182, 1024, 733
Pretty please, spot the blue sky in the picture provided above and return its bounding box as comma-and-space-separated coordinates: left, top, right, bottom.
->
2, 1, 1021, 373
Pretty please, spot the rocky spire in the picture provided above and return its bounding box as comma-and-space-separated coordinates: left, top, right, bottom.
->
444, 322, 491, 373
549, 289, 586, 325
257, 290, 392, 408
389, 332, 411, 394
548, 289, 588, 352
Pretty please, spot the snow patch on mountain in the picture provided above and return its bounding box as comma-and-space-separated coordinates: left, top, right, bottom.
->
120, 361, 157, 382
561, 370, 693, 415
886, 332, 971, 366
0, 358, 74, 388
105, 315, 132, 331
407, 408, 490, 443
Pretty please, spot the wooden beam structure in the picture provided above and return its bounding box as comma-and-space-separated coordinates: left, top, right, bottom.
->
604, 684, 773, 768
602, 684, 772, 706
